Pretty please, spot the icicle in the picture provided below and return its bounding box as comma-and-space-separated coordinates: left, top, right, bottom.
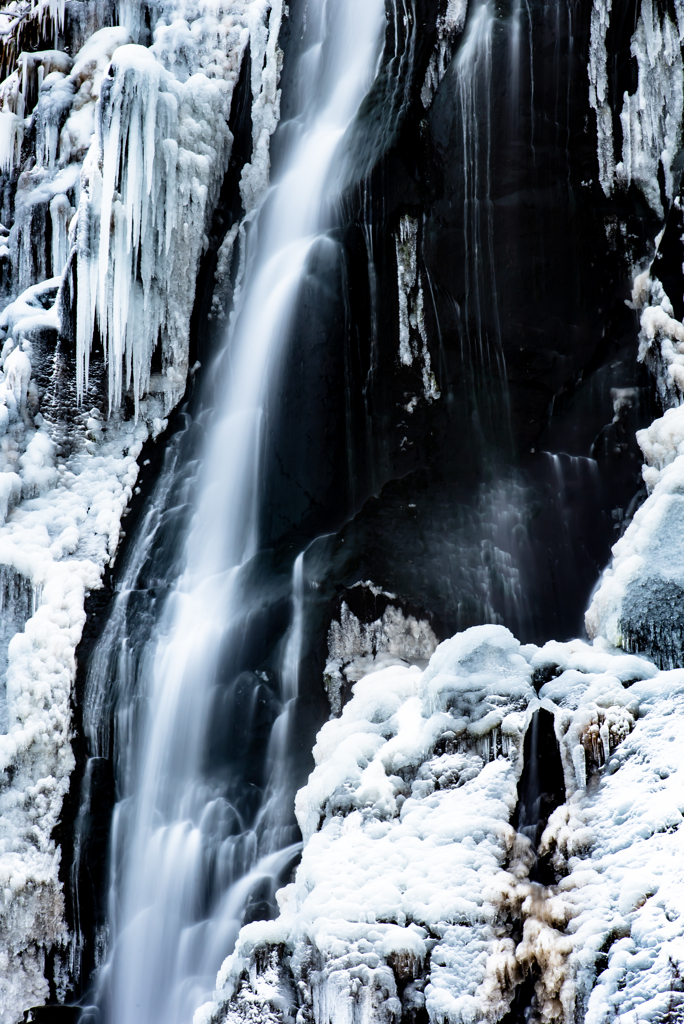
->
49, 193, 70, 276
0, 110, 22, 173
572, 742, 587, 791
588, 0, 615, 196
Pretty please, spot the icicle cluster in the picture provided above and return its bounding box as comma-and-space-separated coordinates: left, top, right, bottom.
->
75, 41, 235, 413
589, 0, 684, 216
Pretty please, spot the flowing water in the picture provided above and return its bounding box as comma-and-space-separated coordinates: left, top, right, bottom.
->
77, 3, 386, 1021
68, 3, 632, 1020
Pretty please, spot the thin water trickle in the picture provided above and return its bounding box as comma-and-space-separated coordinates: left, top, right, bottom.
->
77, 5, 387, 1023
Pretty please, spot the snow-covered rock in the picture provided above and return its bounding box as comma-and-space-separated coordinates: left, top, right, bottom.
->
198, 627, 679, 1024
587, 269, 684, 666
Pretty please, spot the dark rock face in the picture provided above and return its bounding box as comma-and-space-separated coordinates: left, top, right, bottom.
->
257, 0, 661, 650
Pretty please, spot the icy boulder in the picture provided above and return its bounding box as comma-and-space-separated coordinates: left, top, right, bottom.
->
587, 273, 684, 667
194, 630, 684, 1024
205, 625, 539, 1024
587, 467, 684, 668
198, 629, 673, 1024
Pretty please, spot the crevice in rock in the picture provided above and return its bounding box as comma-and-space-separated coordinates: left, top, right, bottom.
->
512, 709, 566, 884
499, 967, 539, 1024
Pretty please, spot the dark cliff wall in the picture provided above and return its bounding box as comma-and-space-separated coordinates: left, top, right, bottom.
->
257, 0, 663, 652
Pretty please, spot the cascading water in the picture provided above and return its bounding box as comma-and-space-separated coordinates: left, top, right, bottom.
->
74, 4, 387, 1022
455, 3, 502, 377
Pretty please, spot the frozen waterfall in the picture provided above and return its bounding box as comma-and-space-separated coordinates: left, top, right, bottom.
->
3, 0, 684, 1022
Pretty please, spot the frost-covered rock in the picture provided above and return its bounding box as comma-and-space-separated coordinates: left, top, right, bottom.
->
199, 627, 672, 1024
0, 0, 285, 1019
539, 670, 684, 1024
587, 270, 684, 666
324, 591, 438, 717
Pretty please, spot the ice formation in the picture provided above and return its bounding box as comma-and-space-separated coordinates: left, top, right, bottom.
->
395, 214, 440, 403
1, 0, 683, 1019
197, 625, 684, 1024
420, 0, 468, 109
324, 589, 439, 717
586, 264, 684, 665
0, 1, 284, 1019
589, 0, 684, 215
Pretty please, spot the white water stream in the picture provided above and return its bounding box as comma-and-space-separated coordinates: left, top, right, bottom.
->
84, 4, 386, 1022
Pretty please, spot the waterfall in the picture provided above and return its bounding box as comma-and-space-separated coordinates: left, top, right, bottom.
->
75, 4, 386, 1022
3, 0, 684, 1019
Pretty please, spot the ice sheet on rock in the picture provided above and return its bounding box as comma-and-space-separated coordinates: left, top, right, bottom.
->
614, 1, 683, 216
632, 273, 684, 411
588, 0, 615, 196
421, 0, 468, 108
0, 565, 37, 733
395, 214, 440, 403
586, 458, 684, 664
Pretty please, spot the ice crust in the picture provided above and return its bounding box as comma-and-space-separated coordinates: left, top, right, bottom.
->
420, 0, 468, 109
198, 626, 684, 1024
0, 1, 284, 1018
324, 592, 438, 717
